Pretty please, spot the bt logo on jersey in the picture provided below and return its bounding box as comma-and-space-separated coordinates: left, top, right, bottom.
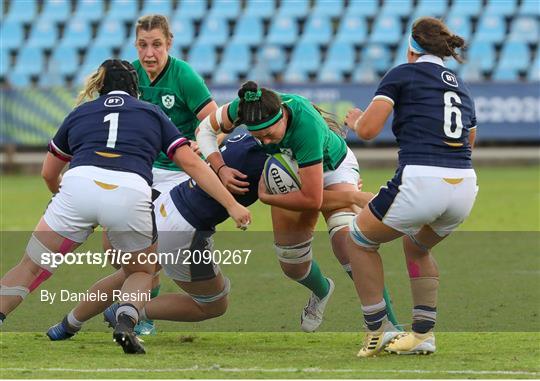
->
441, 71, 459, 88
104, 96, 124, 107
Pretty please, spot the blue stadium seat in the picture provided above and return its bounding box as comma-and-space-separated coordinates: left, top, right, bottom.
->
1, 20, 25, 50
10, 73, 32, 87
49, 46, 79, 76
348, 0, 378, 17
39, 71, 66, 87
107, 0, 138, 22
266, 17, 298, 46
212, 67, 238, 84
5, 0, 37, 23
467, 41, 496, 71
188, 43, 216, 75
220, 43, 251, 74
312, 0, 344, 17
445, 14, 472, 40
474, 15, 506, 44
484, 0, 517, 16
498, 41, 530, 71
318, 66, 343, 83
40, 0, 71, 23
76, 45, 114, 84
170, 17, 195, 48
173, 0, 207, 21
73, 0, 105, 22
0, 49, 10, 78
140, 0, 173, 18
413, 0, 447, 18
392, 36, 409, 67
444, 57, 461, 72
361, 44, 392, 72
300, 15, 333, 44
459, 63, 483, 82
352, 63, 378, 83
119, 44, 138, 63
447, 0, 481, 17
243, 0, 276, 19
335, 15, 367, 45
379, 0, 413, 17
247, 64, 273, 84
509, 17, 540, 43
369, 15, 402, 45
60, 19, 92, 48
208, 0, 241, 20
527, 54, 540, 81
197, 17, 228, 46
256, 45, 286, 73
288, 42, 321, 73
283, 67, 309, 83
27, 17, 58, 49
519, 0, 540, 16
94, 19, 126, 48
276, 0, 309, 19
324, 41, 355, 73
14, 46, 44, 76
231, 17, 264, 46
492, 67, 520, 81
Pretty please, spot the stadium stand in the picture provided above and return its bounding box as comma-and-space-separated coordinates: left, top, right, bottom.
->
0, 0, 538, 88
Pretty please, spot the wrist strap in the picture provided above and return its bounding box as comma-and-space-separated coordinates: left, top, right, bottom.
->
216, 164, 227, 177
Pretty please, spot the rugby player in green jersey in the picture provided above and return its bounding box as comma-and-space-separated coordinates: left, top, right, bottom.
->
197, 81, 400, 332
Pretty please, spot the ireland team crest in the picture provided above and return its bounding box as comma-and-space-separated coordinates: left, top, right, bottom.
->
162, 94, 175, 109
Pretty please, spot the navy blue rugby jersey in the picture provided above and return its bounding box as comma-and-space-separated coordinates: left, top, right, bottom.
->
170, 134, 268, 230
374, 55, 476, 168
48, 91, 189, 184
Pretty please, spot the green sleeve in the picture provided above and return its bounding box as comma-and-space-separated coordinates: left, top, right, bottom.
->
290, 113, 325, 168
179, 63, 213, 115
226, 97, 241, 123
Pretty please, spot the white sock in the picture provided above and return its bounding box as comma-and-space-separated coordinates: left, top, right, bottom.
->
67, 310, 83, 328
116, 304, 139, 324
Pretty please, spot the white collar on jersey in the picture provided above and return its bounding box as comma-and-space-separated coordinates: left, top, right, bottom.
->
107, 90, 129, 95
416, 54, 445, 67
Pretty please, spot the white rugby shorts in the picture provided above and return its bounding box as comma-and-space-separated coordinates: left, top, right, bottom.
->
151, 167, 190, 194
324, 147, 360, 188
44, 166, 154, 252
369, 165, 478, 237
154, 192, 220, 282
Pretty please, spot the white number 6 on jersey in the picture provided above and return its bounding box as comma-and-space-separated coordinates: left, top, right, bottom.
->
443, 91, 463, 139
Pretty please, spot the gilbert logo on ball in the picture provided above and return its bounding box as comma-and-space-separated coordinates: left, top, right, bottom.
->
263, 153, 301, 194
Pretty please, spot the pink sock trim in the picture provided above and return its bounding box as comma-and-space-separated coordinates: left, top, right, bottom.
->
407, 260, 421, 278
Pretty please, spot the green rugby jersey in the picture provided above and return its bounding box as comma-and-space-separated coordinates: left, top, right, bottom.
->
228, 93, 347, 172
134, 56, 212, 171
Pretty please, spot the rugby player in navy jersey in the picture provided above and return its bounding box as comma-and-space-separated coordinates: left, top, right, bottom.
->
0, 60, 250, 354
344, 17, 478, 357
47, 134, 375, 349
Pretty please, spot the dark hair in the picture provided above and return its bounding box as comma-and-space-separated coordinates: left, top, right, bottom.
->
236, 81, 281, 127
99, 59, 139, 97
135, 14, 173, 40
412, 17, 466, 63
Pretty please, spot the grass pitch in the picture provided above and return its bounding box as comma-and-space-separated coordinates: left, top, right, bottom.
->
1, 166, 539, 378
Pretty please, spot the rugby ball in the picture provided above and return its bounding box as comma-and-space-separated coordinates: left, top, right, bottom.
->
263, 153, 301, 194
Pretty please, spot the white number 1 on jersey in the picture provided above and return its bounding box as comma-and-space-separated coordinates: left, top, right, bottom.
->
443, 91, 463, 139
104, 113, 119, 148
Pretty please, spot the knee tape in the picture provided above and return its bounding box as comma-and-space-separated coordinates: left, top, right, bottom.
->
274, 238, 313, 264
191, 277, 231, 304
26, 234, 57, 273
0, 285, 29, 299
327, 211, 356, 240
348, 218, 380, 251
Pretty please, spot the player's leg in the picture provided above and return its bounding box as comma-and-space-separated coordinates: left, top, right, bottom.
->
347, 207, 403, 357
271, 206, 334, 332
0, 217, 80, 324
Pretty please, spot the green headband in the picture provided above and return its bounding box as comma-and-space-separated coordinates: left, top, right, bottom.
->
246, 108, 283, 131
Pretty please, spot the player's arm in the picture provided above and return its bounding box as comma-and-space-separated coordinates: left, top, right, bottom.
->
41, 152, 68, 193
259, 163, 324, 211
469, 127, 476, 149
196, 103, 249, 194
344, 99, 393, 140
